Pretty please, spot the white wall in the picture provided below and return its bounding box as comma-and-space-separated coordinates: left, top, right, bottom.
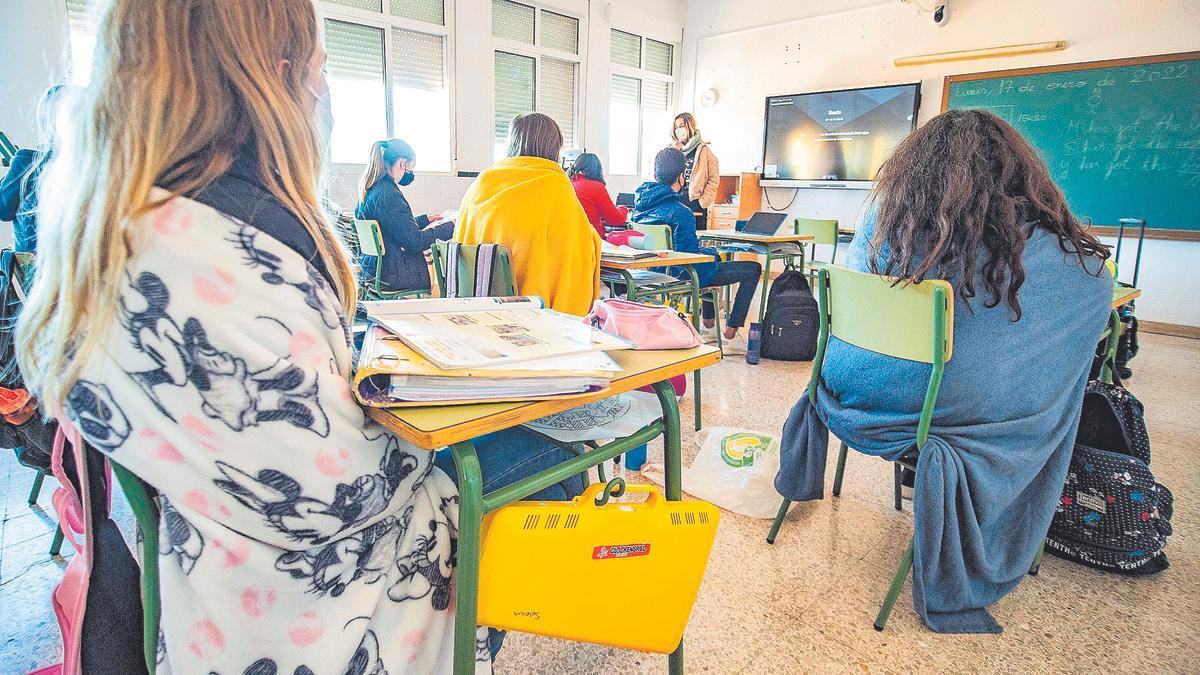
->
678, 0, 1200, 327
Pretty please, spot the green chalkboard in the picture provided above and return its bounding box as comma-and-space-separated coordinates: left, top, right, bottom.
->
943, 52, 1200, 238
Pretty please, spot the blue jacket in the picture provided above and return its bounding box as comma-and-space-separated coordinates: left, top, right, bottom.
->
630, 181, 718, 286
0, 148, 45, 253
356, 177, 454, 291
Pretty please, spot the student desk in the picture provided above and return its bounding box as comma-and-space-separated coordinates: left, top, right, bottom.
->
698, 231, 815, 324
367, 345, 720, 675
1112, 286, 1141, 308
600, 251, 716, 431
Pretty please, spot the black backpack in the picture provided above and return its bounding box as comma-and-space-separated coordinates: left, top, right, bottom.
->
759, 270, 819, 362
1046, 380, 1172, 574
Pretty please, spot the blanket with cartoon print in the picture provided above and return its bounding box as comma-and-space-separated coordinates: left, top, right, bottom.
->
65, 191, 489, 673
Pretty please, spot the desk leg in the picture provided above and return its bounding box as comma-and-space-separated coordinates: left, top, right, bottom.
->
685, 267, 703, 431
449, 441, 485, 675
757, 249, 773, 324
651, 380, 685, 674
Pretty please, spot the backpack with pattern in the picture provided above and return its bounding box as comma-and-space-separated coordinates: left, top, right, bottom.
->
1046, 380, 1172, 574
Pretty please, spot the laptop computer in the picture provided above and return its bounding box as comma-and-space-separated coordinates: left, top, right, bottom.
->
616, 192, 635, 207
739, 211, 788, 236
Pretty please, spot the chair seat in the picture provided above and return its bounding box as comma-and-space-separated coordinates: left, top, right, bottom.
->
717, 242, 803, 256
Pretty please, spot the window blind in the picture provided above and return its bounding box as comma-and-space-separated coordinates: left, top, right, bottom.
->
645, 38, 673, 76
65, 0, 94, 31
610, 29, 641, 68
391, 0, 445, 25
539, 57, 577, 149
326, 0, 383, 12
494, 51, 536, 146
324, 19, 386, 81
392, 28, 445, 91
642, 79, 670, 114
539, 10, 578, 55
492, 0, 535, 44
609, 74, 642, 175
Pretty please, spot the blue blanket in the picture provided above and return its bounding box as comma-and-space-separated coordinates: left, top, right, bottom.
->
775, 221, 1113, 633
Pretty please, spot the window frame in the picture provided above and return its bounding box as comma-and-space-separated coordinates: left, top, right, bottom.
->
491, 0, 586, 159
319, 0, 458, 174
607, 27, 677, 178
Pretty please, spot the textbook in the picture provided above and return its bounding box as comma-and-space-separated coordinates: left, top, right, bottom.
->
363, 296, 629, 370
354, 324, 621, 407
601, 241, 660, 261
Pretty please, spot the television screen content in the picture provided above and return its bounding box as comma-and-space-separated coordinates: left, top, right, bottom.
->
762, 83, 920, 184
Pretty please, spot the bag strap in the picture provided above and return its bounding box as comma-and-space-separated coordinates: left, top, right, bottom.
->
444, 242, 461, 298
474, 243, 497, 297
51, 418, 99, 675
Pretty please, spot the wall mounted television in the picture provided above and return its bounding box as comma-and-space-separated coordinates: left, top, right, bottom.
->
760, 82, 921, 189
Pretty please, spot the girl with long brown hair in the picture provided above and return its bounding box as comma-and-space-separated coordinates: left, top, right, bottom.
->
776, 109, 1114, 634
17, 1, 577, 670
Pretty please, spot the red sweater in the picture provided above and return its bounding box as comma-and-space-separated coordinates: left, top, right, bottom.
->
571, 176, 628, 237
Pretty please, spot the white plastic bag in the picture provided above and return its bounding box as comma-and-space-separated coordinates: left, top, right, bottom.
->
681, 427, 782, 519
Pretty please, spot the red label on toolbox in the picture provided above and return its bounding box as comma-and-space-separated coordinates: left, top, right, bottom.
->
592, 544, 651, 559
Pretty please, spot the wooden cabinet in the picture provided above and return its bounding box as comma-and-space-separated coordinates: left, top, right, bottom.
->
707, 204, 739, 230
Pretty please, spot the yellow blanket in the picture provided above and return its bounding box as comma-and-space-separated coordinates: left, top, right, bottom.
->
455, 156, 601, 316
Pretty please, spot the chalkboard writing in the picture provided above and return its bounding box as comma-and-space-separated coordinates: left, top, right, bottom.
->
943, 52, 1200, 234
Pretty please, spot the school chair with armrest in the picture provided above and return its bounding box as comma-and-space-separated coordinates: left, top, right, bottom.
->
430, 241, 517, 298
352, 219, 431, 301
794, 217, 839, 277
765, 266, 1044, 630
109, 461, 161, 673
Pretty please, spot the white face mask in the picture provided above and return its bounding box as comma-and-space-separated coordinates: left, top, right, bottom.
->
674, 127, 689, 142
310, 85, 334, 158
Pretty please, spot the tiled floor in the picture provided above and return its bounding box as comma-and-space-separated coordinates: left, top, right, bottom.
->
2, 333, 1197, 673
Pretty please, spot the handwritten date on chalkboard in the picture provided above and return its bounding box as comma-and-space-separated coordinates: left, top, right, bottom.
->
946, 55, 1200, 232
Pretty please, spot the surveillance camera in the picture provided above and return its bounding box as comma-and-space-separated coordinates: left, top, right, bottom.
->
932, 2, 950, 26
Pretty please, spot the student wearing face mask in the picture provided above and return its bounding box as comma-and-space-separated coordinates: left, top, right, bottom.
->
671, 112, 720, 230
355, 138, 454, 292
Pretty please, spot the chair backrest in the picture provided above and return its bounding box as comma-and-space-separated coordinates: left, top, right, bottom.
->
808, 265, 954, 448
430, 240, 517, 298
353, 219, 385, 258
109, 461, 160, 673
630, 224, 673, 251
794, 217, 839, 246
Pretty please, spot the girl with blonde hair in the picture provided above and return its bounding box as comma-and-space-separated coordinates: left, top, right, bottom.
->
17, 1, 577, 671
670, 112, 720, 229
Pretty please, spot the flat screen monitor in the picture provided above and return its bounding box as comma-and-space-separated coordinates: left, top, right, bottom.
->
761, 83, 920, 189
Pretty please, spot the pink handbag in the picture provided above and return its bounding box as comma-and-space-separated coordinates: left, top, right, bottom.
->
45, 418, 110, 675
585, 299, 702, 350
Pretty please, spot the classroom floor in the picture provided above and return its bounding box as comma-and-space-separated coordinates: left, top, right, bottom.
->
1, 333, 1196, 673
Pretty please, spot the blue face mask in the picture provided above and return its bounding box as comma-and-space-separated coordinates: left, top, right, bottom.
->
398, 170, 415, 186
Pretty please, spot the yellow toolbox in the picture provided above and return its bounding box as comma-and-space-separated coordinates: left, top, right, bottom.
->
477, 482, 720, 653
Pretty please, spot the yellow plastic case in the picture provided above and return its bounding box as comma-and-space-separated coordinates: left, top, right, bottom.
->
476, 483, 720, 654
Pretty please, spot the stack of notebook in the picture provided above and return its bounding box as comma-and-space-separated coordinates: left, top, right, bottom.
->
601, 241, 660, 262
355, 297, 630, 407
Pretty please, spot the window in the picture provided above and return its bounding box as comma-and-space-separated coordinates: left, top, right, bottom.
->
320, 1, 453, 171
608, 29, 676, 177
65, 0, 97, 85
325, 20, 389, 165
491, 0, 583, 160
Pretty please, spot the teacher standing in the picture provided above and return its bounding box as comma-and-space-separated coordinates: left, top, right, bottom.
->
671, 112, 720, 230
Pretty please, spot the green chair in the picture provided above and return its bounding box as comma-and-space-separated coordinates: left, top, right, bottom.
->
430, 241, 517, 298
794, 217, 840, 276
352, 219, 431, 301
766, 265, 951, 630
110, 461, 161, 673
766, 265, 1045, 629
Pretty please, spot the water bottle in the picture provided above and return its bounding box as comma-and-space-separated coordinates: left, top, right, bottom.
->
624, 443, 648, 471
745, 322, 762, 365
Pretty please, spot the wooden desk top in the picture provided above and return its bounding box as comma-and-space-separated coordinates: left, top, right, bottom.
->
367, 345, 721, 448
1113, 286, 1141, 309
600, 251, 715, 269
699, 231, 815, 244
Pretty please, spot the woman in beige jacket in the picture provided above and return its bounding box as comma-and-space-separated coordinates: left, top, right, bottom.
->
671, 112, 720, 229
